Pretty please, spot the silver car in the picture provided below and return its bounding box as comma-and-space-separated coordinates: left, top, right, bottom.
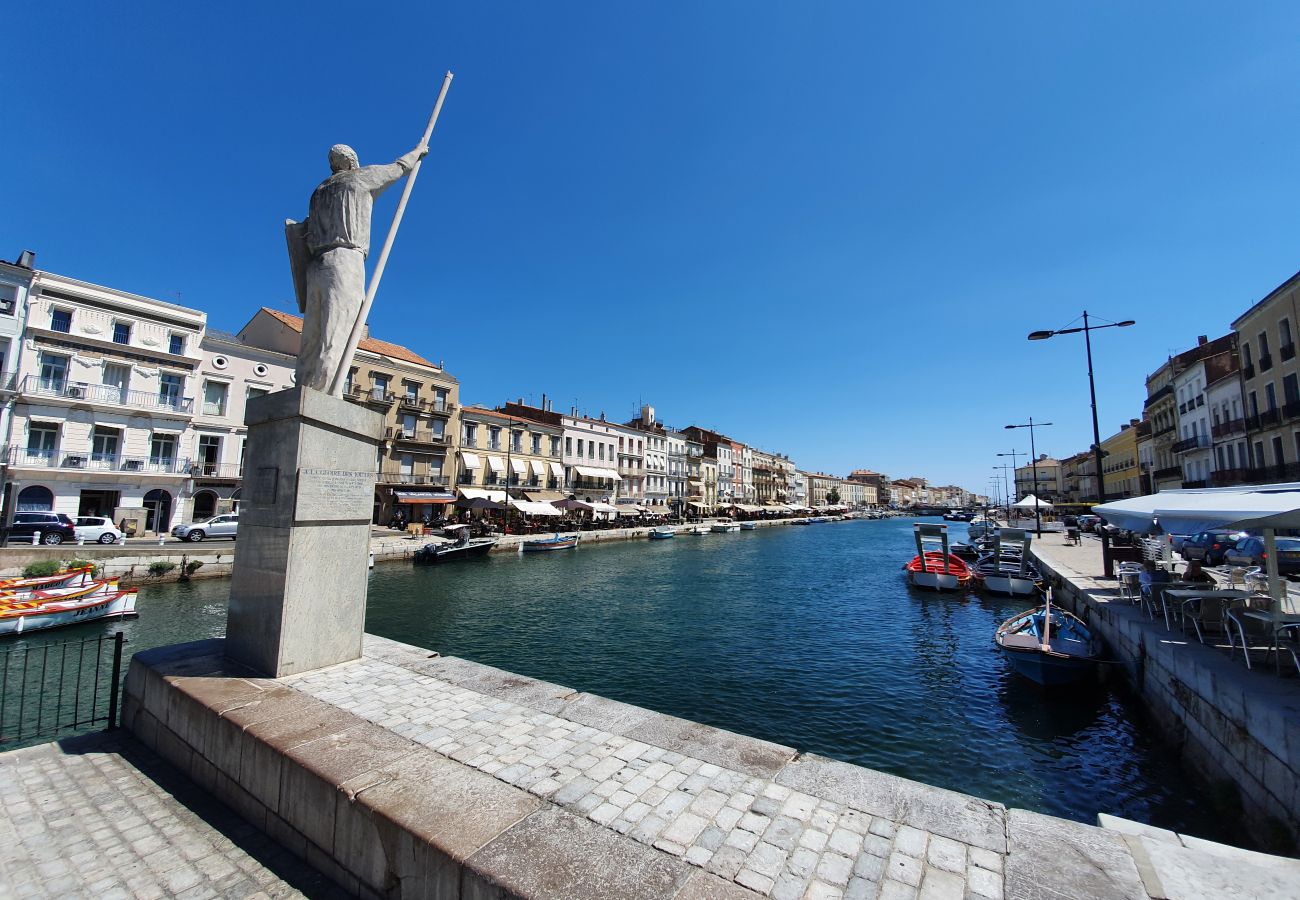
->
172, 514, 238, 542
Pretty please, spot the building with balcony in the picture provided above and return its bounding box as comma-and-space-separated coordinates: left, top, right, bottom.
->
1014, 456, 1063, 501
181, 329, 296, 523
455, 406, 565, 512
1099, 421, 1141, 500
1173, 348, 1231, 489
1206, 349, 1247, 486
1232, 270, 1300, 484
238, 308, 460, 524
502, 400, 624, 506
848, 469, 885, 508
790, 470, 808, 508
1144, 333, 1235, 492
0, 252, 35, 453
751, 448, 782, 505
6, 269, 206, 530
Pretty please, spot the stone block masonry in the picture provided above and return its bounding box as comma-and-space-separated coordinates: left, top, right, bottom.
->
123, 632, 1296, 899
1032, 540, 1300, 856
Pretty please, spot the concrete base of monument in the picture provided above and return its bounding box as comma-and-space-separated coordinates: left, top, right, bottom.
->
225, 385, 383, 678
119, 635, 1300, 900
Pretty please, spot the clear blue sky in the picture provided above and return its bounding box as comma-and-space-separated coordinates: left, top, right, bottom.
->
6, 2, 1300, 496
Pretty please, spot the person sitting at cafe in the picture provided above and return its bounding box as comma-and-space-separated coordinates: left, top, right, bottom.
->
1138, 558, 1170, 599
1182, 559, 1216, 584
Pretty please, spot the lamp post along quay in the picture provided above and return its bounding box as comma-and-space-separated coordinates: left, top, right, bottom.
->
995, 449, 1024, 523
1029, 312, 1135, 576
1004, 422, 1051, 536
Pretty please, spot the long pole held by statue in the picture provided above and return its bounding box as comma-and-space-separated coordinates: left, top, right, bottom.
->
328, 72, 455, 397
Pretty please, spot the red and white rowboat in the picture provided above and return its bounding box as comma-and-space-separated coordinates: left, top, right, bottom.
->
0, 587, 138, 635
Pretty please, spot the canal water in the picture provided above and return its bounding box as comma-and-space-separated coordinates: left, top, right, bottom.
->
2, 517, 1245, 844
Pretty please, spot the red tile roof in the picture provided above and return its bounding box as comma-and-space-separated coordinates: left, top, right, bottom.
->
259, 308, 438, 369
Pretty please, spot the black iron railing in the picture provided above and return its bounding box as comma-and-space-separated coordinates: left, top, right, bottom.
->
0, 632, 125, 749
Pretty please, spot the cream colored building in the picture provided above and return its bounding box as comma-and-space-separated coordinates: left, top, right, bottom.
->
1232, 272, 1300, 482
238, 308, 460, 524
1014, 456, 1062, 501
455, 406, 565, 510
1099, 420, 1141, 500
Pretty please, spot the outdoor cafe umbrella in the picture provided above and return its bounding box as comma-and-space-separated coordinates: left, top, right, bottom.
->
1096, 485, 1300, 625
455, 496, 504, 511
1012, 494, 1052, 510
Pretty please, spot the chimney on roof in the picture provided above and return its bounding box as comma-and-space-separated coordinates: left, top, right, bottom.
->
15, 250, 35, 269
541, 392, 547, 412
518, 397, 524, 405
1198, 335, 1208, 345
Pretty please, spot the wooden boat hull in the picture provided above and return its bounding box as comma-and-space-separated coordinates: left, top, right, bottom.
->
995, 606, 1101, 687
904, 552, 972, 592
710, 524, 740, 533
908, 571, 966, 591
522, 537, 578, 552
648, 530, 675, 540
998, 645, 1097, 686
0, 590, 138, 635
977, 574, 1040, 597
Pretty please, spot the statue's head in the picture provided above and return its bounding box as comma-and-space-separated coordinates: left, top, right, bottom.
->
328, 144, 359, 173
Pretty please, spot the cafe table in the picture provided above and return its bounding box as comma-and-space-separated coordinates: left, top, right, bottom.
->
1225, 607, 1300, 671
1164, 588, 1253, 642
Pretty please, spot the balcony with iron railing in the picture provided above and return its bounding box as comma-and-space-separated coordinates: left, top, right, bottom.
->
462, 436, 478, 448
1152, 465, 1183, 481
1283, 342, 1296, 362
1171, 434, 1210, 453
345, 385, 396, 407
22, 376, 194, 414
386, 427, 449, 446
189, 462, 243, 480
8, 447, 191, 474
1260, 354, 1273, 372
1243, 364, 1256, 380
378, 472, 450, 486
394, 394, 455, 415
1143, 383, 1174, 408
1211, 418, 1246, 438
1260, 408, 1281, 427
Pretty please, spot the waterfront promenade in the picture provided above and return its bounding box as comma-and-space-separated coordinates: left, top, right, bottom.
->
1031, 536, 1300, 857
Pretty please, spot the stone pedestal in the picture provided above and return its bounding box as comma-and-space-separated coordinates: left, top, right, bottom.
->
225, 386, 383, 677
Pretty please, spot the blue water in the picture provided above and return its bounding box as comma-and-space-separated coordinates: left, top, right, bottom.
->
3, 517, 1244, 844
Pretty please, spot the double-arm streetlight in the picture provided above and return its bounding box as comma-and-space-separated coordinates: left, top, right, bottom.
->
1005, 420, 1052, 536
1029, 312, 1135, 573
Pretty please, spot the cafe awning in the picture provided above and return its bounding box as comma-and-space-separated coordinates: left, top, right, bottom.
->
529, 459, 547, 476
458, 488, 507, 503
574, 465, 620, 480
509, 499, 562, 517
393, 490, 456, 505
549, 461, 565, 478
509, 457, 528, 475
525, 490, 567, 503
553, 498, 593, 511
589, 502, 621, 515
688, 501, 710, 509
1096, 485, 1300, 536
487, 456, 507, 473
617, 506, 644, 517
460, 451, 480, 469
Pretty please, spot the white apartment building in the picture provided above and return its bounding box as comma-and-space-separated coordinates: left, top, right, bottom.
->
614, 424, 645, 506
791, 470, 807, 507
1207, 360, 1248, 485
666, 429, 688, 515
562, 414, 622, 504
7, 271, 206, 531
0, 253, 35, 450
740, 446, 755, 503
1173, 359, 1213, 488
181, 330, 296, 522
716, 444, 735, 506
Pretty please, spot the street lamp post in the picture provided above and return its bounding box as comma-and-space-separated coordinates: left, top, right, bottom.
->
1005, 420, 1053, 536
993, 461, 1017, 522
1029, 312, 1135, 575
996, 450, 1025, 521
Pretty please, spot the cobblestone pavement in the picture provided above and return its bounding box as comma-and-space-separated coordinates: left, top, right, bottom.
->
0, 732, 349, 900
287, 658, 1004, 900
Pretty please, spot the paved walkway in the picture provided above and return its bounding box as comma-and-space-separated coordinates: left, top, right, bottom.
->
285, 654, 1004, 900
0, 732, 348, 900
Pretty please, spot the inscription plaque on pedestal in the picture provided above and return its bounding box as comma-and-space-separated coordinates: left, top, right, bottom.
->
294, 468, 374, 521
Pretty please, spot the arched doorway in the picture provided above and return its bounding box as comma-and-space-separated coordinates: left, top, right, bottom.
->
192, 490, 218, 521
229, 488, 242, 514
17, 485, 53, 512
144, 489, 172, 533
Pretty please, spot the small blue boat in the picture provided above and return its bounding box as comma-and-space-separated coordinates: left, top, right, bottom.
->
649, 527, 675, 540
995, 594, 1101, 687
522, 534, 578, 552
740, 522, 757, 530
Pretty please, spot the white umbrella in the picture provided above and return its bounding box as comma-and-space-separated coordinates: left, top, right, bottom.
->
1012, 494, 1053, 510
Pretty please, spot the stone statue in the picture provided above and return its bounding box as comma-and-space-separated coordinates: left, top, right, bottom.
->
285, 142, 428, 395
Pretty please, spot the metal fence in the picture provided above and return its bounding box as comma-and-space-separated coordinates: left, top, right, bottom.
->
0, 632, 126, 749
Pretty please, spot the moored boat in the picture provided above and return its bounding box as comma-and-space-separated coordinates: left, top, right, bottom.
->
649, 527, 675, 540
0, 565, 99, 595
904, 524, 972, 591
710, 519, 741, 533
995, 590, 1102, 686
973, 529, 1042, 596
414, 526, 499, 563
740, 522, 757, 530
522, 534, 579, 552
686, 525, 710, 535
0, 588, 138, 636
0, 578, 121, 608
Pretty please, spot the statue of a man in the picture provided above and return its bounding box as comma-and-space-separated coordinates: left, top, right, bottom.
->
286, 142, 427, 395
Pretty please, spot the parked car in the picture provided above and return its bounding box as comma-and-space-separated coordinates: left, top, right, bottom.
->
1224, 536, 1300, 575
1181, 530, 1249, 565
172, 514, 239, 542
9, 512, 78, 545
74, 516, 124, 544
1077, 514, 1101, 533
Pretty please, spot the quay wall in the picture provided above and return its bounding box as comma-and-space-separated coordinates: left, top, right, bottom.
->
1032, 544, 1300, 854
0, 515, 857, 584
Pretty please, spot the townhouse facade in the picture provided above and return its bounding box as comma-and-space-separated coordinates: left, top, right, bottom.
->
1013, 456, 1062, 501
1233, 272, 1300, 483
1098, 422, 1141, 500
8, 271, 206, 531
456, 406, 565, 510
1172, 356, 1214, 488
